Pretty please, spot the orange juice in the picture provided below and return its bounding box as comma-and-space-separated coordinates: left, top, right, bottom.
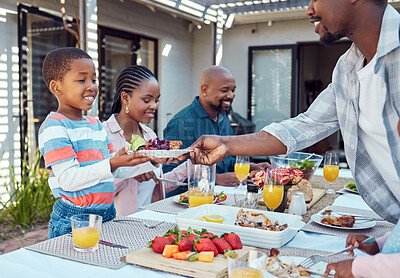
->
229, 268, 263, 278
72, 227, 100, 248
234, 163, 250, 181
263, 185, 284, 210
323, 165, 339, 182
189, 192, 213, 207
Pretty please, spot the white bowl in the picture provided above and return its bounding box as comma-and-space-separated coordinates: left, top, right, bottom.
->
175, 204, 305, 248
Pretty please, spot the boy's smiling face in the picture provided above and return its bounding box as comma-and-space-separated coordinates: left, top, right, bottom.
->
51, 58, 98, 120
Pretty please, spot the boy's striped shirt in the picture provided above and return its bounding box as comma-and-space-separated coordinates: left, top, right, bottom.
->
39, 112, 116, 209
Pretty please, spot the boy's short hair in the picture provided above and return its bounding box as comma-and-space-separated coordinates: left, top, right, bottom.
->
42, 47, 92, 88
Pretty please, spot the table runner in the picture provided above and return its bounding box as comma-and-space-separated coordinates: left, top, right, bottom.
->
140, 194, 236, 214
301, 205, 395, 238
25, 217, 177, 269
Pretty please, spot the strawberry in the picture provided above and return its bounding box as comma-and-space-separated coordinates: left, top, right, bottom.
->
211, 237, 232, 254
187, 233, 199, 245
222, 233, 243, 250
165, 233, 178, 243
201, 232, 214, 239
148, 237, 171, 254
180, 230, 188, 236
194, 237, 219, 257
177, 236, 192, 252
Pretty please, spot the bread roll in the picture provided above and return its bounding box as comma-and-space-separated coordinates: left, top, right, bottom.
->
287, 179, 313, 203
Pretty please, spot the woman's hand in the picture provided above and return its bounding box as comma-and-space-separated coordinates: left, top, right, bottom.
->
110, 146, 152, 172
324, 259, 354, 278
346, 234, 379, 256
133, 171, 158, 183
216, 173, 241, 186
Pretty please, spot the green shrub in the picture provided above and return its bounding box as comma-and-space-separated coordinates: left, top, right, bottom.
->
0, 148, 55, 230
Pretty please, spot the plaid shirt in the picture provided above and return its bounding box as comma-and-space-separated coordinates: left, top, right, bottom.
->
263, 5, 400, 223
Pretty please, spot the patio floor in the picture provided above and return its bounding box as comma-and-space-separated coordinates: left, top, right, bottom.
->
0, 227, 48, 255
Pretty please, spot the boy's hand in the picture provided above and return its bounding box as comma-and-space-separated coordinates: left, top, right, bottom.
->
346, 234, 379, 256
110, 146, 152, 172
133, 171, 158, 183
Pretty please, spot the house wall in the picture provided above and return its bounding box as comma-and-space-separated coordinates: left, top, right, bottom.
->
97, 0, 196, 134
220, 19, 320, 118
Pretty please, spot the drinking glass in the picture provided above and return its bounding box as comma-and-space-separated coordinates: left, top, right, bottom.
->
324, 151, 339, 194
228, 250, 266, 278
71, 214, 102, 252
234, 156, 250, 206
263, 169, 284, 212
187, 160, 216, 207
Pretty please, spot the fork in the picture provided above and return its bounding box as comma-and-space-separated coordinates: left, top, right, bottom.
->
298, 237, 375, 268
113, 219, 165, 229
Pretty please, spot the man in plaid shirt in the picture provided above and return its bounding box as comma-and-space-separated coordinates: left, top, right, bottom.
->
189, 0, 400, 224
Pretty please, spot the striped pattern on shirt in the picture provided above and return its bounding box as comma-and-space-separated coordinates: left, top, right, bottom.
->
39, 112, 116, 209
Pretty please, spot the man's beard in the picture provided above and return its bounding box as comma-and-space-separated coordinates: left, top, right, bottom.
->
320, 25, 345, 47
210, 99, 232, 115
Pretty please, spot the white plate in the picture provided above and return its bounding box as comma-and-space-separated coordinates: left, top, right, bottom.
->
265, 256, 327, 278
343, 185, 359, 194
311, 213, 376, 230
129, 149, 192, 158
175, 204, 305, 248
173, 194, 226, 206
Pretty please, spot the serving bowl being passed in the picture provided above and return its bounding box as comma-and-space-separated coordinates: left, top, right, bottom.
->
268, 152, 323, 180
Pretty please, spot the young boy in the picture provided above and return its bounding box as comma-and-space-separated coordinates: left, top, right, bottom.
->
39, 47, 156, 238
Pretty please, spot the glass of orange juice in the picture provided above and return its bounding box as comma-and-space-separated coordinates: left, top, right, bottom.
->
187, 161, 216, 207
228, 250, 266, 278
324, 151, 339, 194
71, 214, 102, 252
263, 169, 284, 211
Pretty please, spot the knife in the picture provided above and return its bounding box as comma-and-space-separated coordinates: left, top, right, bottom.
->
158, 177, 188, 187
68, 234, 128, 249
99, 239, 128, 249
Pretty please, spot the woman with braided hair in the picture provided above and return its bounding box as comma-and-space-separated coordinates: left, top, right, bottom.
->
103, 65, 187, 216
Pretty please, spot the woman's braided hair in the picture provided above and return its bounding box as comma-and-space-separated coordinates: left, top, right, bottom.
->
111, 65, 156, 114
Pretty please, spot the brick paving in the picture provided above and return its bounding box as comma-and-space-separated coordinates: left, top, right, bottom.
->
0, 227, 48, 255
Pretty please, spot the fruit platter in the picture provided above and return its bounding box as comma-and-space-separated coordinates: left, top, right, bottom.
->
124, 226, 253, 278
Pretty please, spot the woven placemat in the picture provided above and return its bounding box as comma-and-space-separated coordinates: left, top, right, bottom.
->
302, 205, 395, 238
257, 246, 354, 264
25, 217, 177, 269
140, 194, 236, 214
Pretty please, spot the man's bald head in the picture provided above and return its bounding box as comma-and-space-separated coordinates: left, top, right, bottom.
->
198, 65, 236, 116
200, 66, 233, 87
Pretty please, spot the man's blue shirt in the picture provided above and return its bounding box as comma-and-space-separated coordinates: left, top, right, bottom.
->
163, 96, 235, 174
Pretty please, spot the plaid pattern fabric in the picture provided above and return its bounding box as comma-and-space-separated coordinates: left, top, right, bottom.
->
263, 5, 400, 223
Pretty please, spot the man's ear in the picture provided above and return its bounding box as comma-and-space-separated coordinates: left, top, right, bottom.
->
200, 84, 208, 96
49, 80, 61, 96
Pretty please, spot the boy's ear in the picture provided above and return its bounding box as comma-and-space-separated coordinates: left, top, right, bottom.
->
49, 80, 62, 96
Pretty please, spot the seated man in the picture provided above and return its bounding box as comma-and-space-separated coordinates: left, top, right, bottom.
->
163, 66, 268, 196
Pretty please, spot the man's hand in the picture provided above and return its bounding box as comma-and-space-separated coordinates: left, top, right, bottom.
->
216, 172, 241, 187
190, 135, 229, 165
324, 259, 354, 278
346, 234, 379, 256
133, 171, 159, 183
110, 146, 152, 172
250, 162, 271, 171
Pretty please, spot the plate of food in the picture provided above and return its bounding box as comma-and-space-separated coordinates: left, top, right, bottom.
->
129, 135, 192, 158
174, 192, 227, 206
266, 248, 328, 278
343, 182, 359, 194
311, 210, 376, 230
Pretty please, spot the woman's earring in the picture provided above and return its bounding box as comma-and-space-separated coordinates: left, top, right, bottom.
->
125, 106, 129, 114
